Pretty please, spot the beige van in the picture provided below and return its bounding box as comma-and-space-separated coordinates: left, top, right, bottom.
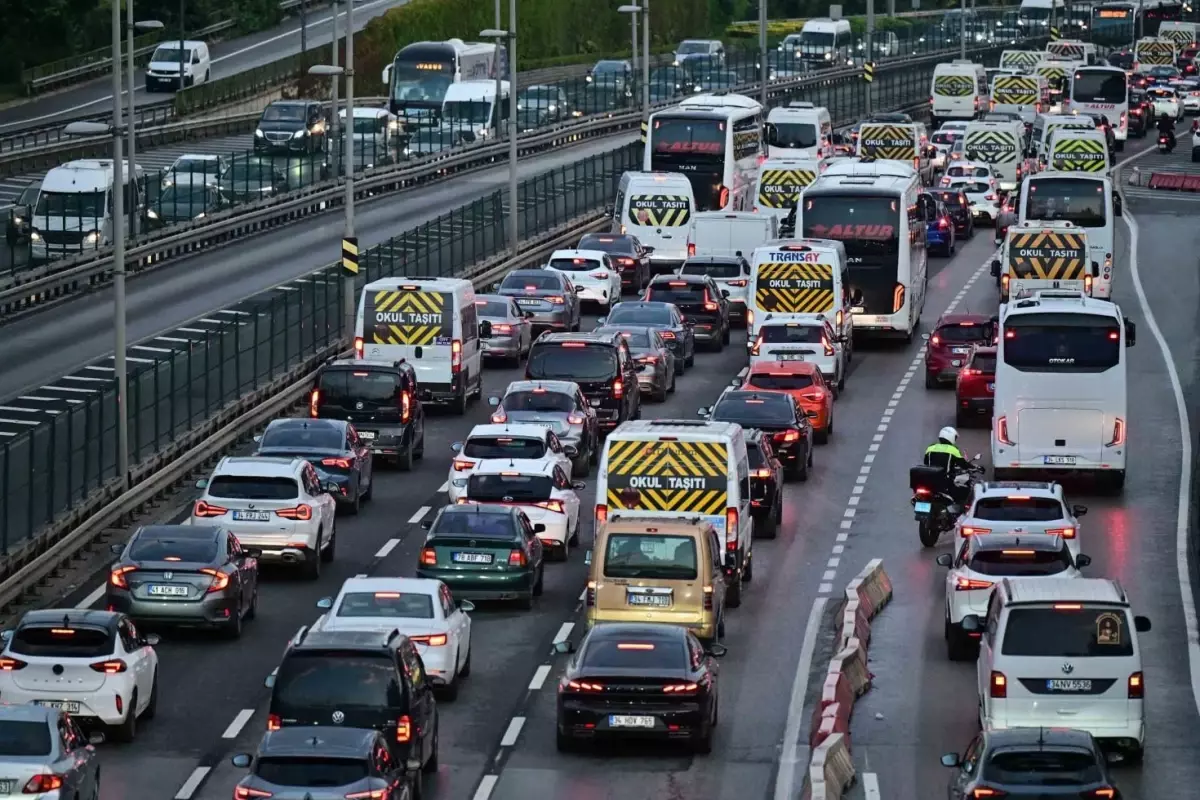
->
586, 518, 727, 643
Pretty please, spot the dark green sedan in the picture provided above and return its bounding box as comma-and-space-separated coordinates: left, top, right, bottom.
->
418, 504, 545, 609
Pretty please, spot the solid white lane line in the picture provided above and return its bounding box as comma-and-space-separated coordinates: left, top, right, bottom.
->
817, 582, 832, 594
78, 585, 105, 608
529, 665, 552, 691
174, 767, 211, 799
552, 622, 574, 644
773, 598, 828, 800
473, 775, 500, 800
864, 773, 881, 800
375, 538, 400, 559
578, 587, 587, 602
222, 709, 255, 739
438, 481, 449, 492
500, 716, 525, 746
408, 506, 431, 524
1123, 210, 1200, 717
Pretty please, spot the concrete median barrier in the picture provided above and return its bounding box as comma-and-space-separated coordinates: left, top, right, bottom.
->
829, 638, 871, 697
808, 669, 855, 750
801, 732, 855, 800
836, 598, 871, 651
848, 558, 893, 618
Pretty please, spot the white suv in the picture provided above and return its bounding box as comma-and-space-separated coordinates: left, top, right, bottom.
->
963, 577, 1151, 764
191, 456, 337, 579
936, 533, 1089, 661
0, 610, 159, 742
544, 249, 622, 308
749, 317, 846, 395
448, 423, 576, 502
461, 459, 584, 561
954, 481, 1086, 556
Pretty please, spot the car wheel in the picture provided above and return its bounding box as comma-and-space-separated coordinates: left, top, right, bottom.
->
517, 591, 535, 610
460, 645, 472, 678
569, 522, 580, 547
722, 324, 731, 346
303, 543, 322, 579
556, 727, 577, 752
399, 437, 415, 471
441, 661, 461, 701
946, 615, 975, 661
223, 602, 243, 639
589, 438, 600, 465
653, 379, 668, 402
452, 389, 468, 416
668, 370, 677, 393
347, 484, 361, 515
414, 432, 425, 459
685, 349, 695, 368
423, 717, 439, 772
726, 571, 743, 609
674, 357, 685, 376
112, 691, 137, 743
757, 509, 778, 539
693, 710, 714, 754
533, 565, 545, 596
143, 671, 158, 720
362, 471, 374, 501
245, 585, 258, 620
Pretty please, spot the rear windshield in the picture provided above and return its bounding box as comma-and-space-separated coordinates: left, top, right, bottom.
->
501, 390, 575, 413
207, 476, 299, 500
935, 192, 967, 206
0, 722, 51, 757
931, 131, 958, 144
947, 166, 989, 179
711, 393, 794, 425
982, 749, 1103, 785
528, 344, 618, 381
971, 353, 997, 372
1001, 607, 1134, 657
972, 497, 1064, 522
467, 474, 553, 501
10, 626, 113, 658
476, 300, 510, 317
967, 548, 1073, 576
936, 323, 990, 343
953, 182, 991, 194
254, 757, 368, 787
603, 534, 699, 580
129, 535, 218, 563
500, 273, 561, 291
760, 325, 824, 343
549, 258, 602, 272
577, 235, 634, 254
746, 372, 815, 390
681, 260, 742, 279
260, 424, 344, 450
463, 436, 547, 459
613, 329, 652, 347
318, 370, 399, 402
607, 305, 672, 326
336, 592, 435, 619
431, 511, 516, 538
582, 639, 686, 669
274, 653, 403, 710
647, 284, 706, 305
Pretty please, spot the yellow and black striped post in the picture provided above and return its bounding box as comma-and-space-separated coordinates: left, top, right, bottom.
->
640, 120, 648, 143
1050, 26, 1061, 40
342, 237, 359, 276
864, 61, 875, 83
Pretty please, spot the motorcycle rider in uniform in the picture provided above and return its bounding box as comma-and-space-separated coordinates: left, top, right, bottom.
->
923, 426, 976, 508
1158, 112, 1176, 151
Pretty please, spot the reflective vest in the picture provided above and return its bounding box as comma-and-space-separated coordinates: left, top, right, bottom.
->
925, 442, 963, 459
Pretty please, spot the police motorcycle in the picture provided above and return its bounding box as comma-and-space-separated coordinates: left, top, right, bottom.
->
909, 457, 985, 547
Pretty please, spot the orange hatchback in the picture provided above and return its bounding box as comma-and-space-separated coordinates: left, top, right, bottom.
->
740, 361, 834, 444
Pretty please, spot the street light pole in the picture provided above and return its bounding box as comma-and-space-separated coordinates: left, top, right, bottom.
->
126, 0, 138, 240
867, 0, 874, 115
960, 0, 967, 60
495, 0, 503, 142
642, 0, 650, 118
344, 0, 356, 337
508, 0, 518, 252
631, 11, 638, 72
759, 0, 768, 109
331, 1, 340, 142
111, 0, 129, 492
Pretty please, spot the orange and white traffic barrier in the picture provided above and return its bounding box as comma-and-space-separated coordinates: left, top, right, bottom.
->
847, 558, 893, 620
809, 669, 855, 749
836, 597, 871, 651
829, 637, 871, 696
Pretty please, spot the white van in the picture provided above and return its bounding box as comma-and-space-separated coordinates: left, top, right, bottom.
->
962, 120, 1026, 191
1046, 128, 1110, 174
613, 171, 696, 275
30, 159, 145, 262
441, 79, 510, 141
753, 156, 825, 222
795, 18, 854, 70
144, 39, 211, 91
595, 419, 754, 605
747, 238, 852, 348
765, 102, 833, 158
686, 211, 777, 261
966, 577, 1151, 763
931, 60, 988, 128
355, 277, 484, 414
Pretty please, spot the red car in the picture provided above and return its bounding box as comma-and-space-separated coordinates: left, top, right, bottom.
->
956, 345, 996, 427
924, 313, 995, 388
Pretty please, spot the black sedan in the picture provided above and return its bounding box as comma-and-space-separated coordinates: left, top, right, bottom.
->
147, 184, 223, 226
746, 429, 784, 539
1128, 90, 1153, 137
554, 623, 726, 753
601, 301, 695, 374
254, 418, 374, 513
644, 274, 731, 351
941, 728, 1122, 798
700, 390, 813, 481
106, 524, 260, 638
930, 188, 974, 238
576, 232, 652, 293
5, 180, 40, 246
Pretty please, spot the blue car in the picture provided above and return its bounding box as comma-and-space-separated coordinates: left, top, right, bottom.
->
921, 193, 956, 257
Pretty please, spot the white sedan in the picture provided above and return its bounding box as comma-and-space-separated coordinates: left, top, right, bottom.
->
447, 423, 575, 502
314, 576, 473, 699
945, 177, 1001, 223
461, 459, 584, 560
1147, 87, 1183, 120
935, 533, 1088, 661
544, 249, 623, 308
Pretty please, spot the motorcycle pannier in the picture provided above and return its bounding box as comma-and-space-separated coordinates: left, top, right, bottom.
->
910, 464, 952, 493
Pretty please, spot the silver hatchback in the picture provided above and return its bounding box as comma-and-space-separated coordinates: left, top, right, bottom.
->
0, 704, 102, 797
233, 727, 414, 800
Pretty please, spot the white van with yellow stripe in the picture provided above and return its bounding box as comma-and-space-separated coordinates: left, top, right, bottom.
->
1045, 128, 1110, 173
855, 121, 933, 183
962, 120, 1026, 191
930, 60, 988, 128
990, 73, 1049, 123
994, 221, 1095, 302
355, 276, 484, 414
746, 238, 852, 351
752, 156, 825, 221
594, 419, 754, 605
614, 171, 696, 275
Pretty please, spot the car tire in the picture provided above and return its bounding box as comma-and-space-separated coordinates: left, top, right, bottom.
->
5, 229, 16, 247
321, 526, 336, 563
572, 453, 589, 476
1116, 138, 1125, 152
223, 602, 243, 640
112, 691, 137, 743
460, 645, 472, 678
1122, 743, 1144, 765
569, 522, 580, 547
668, 370, 677, 393
726, 572, 743, 609
589, 439, 600, 465
722, 324, 731, 346
556, 727, 577, 752
399, 437, 415, 471
956, 409, 971, 428
743, 553, 753, 582
533, 565, 545, 596
946, 615, 975, 661
925, 372, 937, 389
143, 672, 158, 720
246, 586, 258, 620
442, 661, 461, 701
1103, 470, 1126, 495
347, 484, 361, 515
685, 349, 695, 368
653, 381, 668, 402
424, 717, 439, 772
517, 591, 535, 610
693, 707, 714, 754
362, 472, 374, 501
674, 358, 685, 376
303, 545, 321, 580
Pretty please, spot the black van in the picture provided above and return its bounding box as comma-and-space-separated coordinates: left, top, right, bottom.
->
266, 628, 438, 789
310, 358, 425, 469
526, 331, 640, 433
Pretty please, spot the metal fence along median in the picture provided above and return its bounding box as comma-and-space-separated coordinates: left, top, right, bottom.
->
0, 143, 638, 553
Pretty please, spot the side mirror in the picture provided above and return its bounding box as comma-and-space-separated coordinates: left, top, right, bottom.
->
87, 732, 106, 746
421, 520, 433, 530
643, 246, 655, 254
479, 320, 493, 337
1113, 193, 1123, 215
316, 596, 334, 609
604, 204, 615, 216
935, 553, 953, 567
450, 441, 464, 452
252, 434, 263, 443
533, 523, 547, 533
195, 479, 208, 489
940, 753, 961, 768
1075, 554, 1092, 568
921, 332, 930, 341
231, 753, 252, 769
486, 396, 501, 408
572, 480, 587, 490
991, 259, 1002, 277
321, 481, 339, 493
553, 640, 576, 654
960, 614, 982, 632
697, 407, 710, 416
459, 599, 475, 612
264, 673, 276, 688
563, 444, 579, 458
143, 633, 161, 646
1072, 504, 1088, 517
596, 316, 608, 325
708, 643, 729, 657
1135, 615, 1152, 632
973, 453, 982, 461
730, 377, 742, 386
243, 547, 262, 559
721, 289, 731, 298
109, 543, 124, 555
1124, 319, 1136, 347
584, 549, 592, 566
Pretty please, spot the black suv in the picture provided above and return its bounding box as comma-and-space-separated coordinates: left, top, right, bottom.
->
930, 188, 974, 238
746, 429, 784, 539
231, 727, 415, 799
644, 274, 731, 350
266, 628, 438, 790
1129, 90, 1153, 138
526, 331, 640, 433
255, 99, 328, 155
310, 358, 426, 470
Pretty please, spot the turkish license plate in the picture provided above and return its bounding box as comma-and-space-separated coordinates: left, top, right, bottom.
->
516, 298, 543, 306
987, 382, 995, 391
590, 399, 602, 407
0, 779, 14, 794
233, 510, 270, 522
34, 700, 80, 713
850, 306, 865, 313
628, 593, 670, 607
148, 585, 189, 597
1044, 455, 1077, 465
453, 552, 494, 564
609, 715, 656, 728
358, 430, 377, 440
1047, 679, 1093, 692
776, 352, 807, 360
952, 347, 969, 354
914, 501, 932, 513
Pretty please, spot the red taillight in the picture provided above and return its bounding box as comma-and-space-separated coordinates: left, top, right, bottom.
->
567, 412, 585, 424
985, 194, 996, 201
595, 504, 609, 524
275, 504, 313, 521
451, 339, 462, 374
612, 378, 624, 399
453, 459, 476, 472
955, 577, 994, 591
893, 284, 905, 314
409, 633, 448, 646
822, 337, 835, 357
235, 787, 274, 800
508, 549, 527, 567
1089, 789, 1116, 800
590, 272, 609, 280
688, 242, 696, 257
564, 680, 604, 692
971, 789, 1007, 799
420, 548, 437, 566
321, 457, 352, 469
536, 500, 565, 513
201, 568, 230, 593
939, 217, 949, 229
345, 789, 387, 800
663, 682, 699, 693
725, 507, 738, 548
1085, 274, 1093, 295
548, 296, 565, 305
914, 487, 931, 497
660, 331, 676, 340
750, 334, 763, 356
267, 713, 281, 731
995, 415, 1013, 446
1107, 417, 1125, 447
490, 408, 507, 423
1046, 527, 1076, 539
704, 301, 718, 311
1128, 671, 1144, 699
751, 468, 772, 478
89, 659, 128, 674
618, 257, 635, 267
309, 388, 320, 417
493, 323, 513, 333
728, 279, 747, 287
23, 776, 65, 794
353, 336, 364, 359
400, 390, 412, 424
109, 565, 136, 589
193, 500, 227, 518
638, 356, 657, 364
961, 526, 991, 537
989, 671, 1007, 698
396, 714, 412, 743
774, 430, 799, 443
0, 657, 27, 671
931, 334, 942, 347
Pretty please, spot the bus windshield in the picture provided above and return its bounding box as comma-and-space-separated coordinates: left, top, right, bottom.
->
1071, 70, 1127, 104
392, 58, 455, 105
1025, 178, 1107, 227
648, 117, 727, 211
801, 195, 900, 263
1003, 312, 1121, 371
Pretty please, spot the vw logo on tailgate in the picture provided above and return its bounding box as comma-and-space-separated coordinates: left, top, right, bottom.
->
331, 710, 345, 724
1061, 663, 1074, 675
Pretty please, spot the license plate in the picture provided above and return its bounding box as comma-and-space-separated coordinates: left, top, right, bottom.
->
609, 715, 656, 728
987, 383, 995, 391
232, 510, 270, 522
358, 430, 376, 440
590, 399, 602, 407
914, 501, 932, 513
1046, 679, 1092, 692
627, 593, 670, 607
516, 298, 543, 305
148, 585, 190, 597
850, 306, 865, 313
452, 552, 494, 564
34, 700, 80, 713
0, 780, 14, 794
952, 347, 969, 354
776, 352, 807, 360
1044, 455, 1077, 465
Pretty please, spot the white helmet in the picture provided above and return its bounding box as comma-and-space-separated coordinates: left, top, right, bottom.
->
938, 426, 959, 445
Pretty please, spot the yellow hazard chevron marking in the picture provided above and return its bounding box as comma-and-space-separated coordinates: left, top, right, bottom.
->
369, 290, 447, 346
372, 290, 445, 315
934, 75, 975, 97
1036, 64, 1067, 81
1000, 51, 1042, 69
1048, 42, 1084, 58
606, 488, 727, 514
605, 439, 729, 515
628, 194, 691, 227
756, 169, 816, 208
858, 124, 917, 160
1136, 42, 1174, 64
1051, 138, 1107, 171
993, 76, 1039, 105
640, 120, 648, 142
1008, 231, 1088, 279
1162, 29, 1192, 45
754, 262, 835, 313
965, 130, 1019, 163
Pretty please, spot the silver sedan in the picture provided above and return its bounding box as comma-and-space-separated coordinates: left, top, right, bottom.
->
596, 325, 676, 401
476, 294, 534, 364
0, 704, 102, 797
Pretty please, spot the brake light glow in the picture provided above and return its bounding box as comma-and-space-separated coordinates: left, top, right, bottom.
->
995, 415, 1013, 446
201, 568, 230, 593
508, 549, 527, 566
971, 789, 1006, 799
451, 339, 462, 374
590, 272, 610, 280
493, 324, 513, 334
353, 336, 363, 359
110, 565, 136, 589
565, 680, 604, 692
728, 279, 747, 287
893, 284, 905, 314
321, 458, 352, 469
914, 487, 931, 497
1046, 527, 1076, 539
931, 334, 941, 346
345, 789, 388, 800
193, 500, 227, 518
410, 633, 449, 646
960, 527, 991, 537
726, 507, 738, 547
703, 584, 714, 610
823, 337, 835, 357
267, 713, 281, 731
1090, 789, 1116, 799
660, 331, 676, 340
617, 643, 654, 650
1128, 671, 1144, 699
536, 500, 566, 513
23, 776, 65, 793
401, 390, 412, 424
639, 356, 658, 364
774, 430, 799, 443
396, 715, 412, 742
309, 389, 320, 417
595, 504, 609, 523
1107, 417, 1125, 447
420, 548, 437, 566
453, 459, 476, 471
1053, 603, 1083, 610
567, 412, 585, 424
955, 577, 994, 591
612, 378, 624, 399
663, 682, 699, 693
939, 217, 949, 229
990, 671, 1007, 698
752, 468, 772, 478
548, 296, 565, 305
275, 504, 313, 521
89, 659, 128, 674
0, 657, 26, 671
688, 242, 696, 257
1085, 274, 1093, 294
561, 342, 586, 348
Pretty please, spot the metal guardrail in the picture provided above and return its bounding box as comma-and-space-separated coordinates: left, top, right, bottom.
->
0, 105, 177, 157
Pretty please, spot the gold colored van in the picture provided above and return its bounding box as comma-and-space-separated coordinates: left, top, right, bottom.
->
587, 518, 727, 643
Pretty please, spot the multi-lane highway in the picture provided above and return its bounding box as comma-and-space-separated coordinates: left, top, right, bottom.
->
0, 0, 411, 130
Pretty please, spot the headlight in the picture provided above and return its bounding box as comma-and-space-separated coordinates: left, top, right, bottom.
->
12, 216, 23, 226
147, 209, 159, 219
254, 129, 264, 137
194, 212, 206, 219
83, 230, 101, 244
29, 230, 41, 242
293, 129, 306, 138
824, 53, 832, 60
162, 178, 174, 188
